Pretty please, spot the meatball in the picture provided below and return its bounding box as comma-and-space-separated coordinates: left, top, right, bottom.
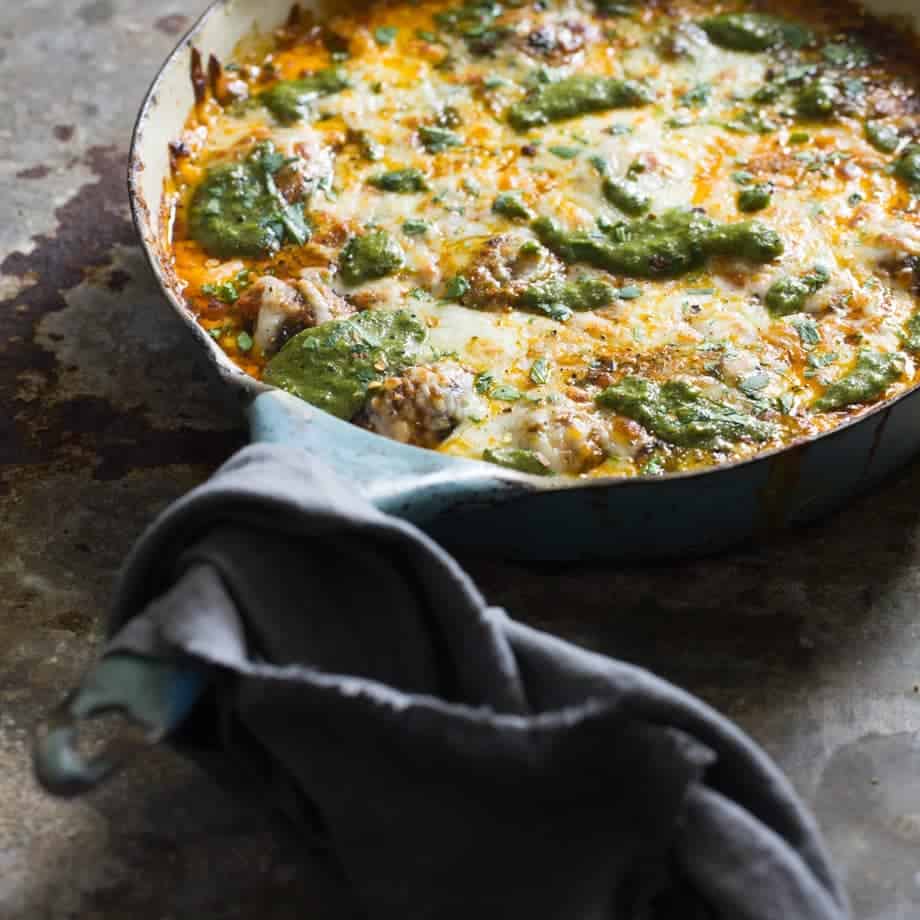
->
515, 18, 597, 63
465, 235, 562, 309
507, 400, 649, 475
360, 361, 482, 448
237, 268, 353, 355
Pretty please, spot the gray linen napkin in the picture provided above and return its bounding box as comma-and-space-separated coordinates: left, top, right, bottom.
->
104, 443, 848, 919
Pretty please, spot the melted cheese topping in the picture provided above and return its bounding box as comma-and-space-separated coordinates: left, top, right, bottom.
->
164, 0, 920, 478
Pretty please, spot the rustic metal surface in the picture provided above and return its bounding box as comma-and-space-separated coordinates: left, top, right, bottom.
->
1, 2, 919, 918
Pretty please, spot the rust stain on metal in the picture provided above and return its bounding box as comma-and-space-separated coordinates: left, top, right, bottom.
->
862, 405, 894, 482
155, 13, 190, 35
0, 144, 244, 487
16, 164, 51, 180
757, 444, 805, 533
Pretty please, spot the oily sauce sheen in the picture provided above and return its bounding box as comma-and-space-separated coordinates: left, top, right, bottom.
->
165, 0, 920, 478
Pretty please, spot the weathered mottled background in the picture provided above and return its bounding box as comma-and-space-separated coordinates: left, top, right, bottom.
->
2, 1, 920, 918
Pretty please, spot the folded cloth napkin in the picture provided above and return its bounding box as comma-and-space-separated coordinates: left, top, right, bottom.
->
102, 443, 848, 920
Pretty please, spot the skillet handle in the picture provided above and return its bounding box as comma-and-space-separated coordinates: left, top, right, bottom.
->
34, 392, 527, 797
33, 654, 208, 797
248, 389, 532, 522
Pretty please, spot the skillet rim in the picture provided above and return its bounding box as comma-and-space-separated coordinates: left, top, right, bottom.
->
127, 0, 920, 493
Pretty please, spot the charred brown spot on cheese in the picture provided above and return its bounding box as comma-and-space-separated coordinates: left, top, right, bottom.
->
515, 18, 598, 64
207, 54, 249, 107
190, 47, 207, 107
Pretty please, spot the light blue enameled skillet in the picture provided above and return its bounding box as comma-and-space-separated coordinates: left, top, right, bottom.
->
31, 0, 920, 795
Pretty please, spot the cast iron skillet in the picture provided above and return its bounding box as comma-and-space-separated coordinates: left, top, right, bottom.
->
130, 0, 920, 564
32, 0, 920, 799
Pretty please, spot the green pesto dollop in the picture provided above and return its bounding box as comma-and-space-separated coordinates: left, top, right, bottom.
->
369, 168, 429, 193
596, 376, 776, 448
812, 350, 905, 412
187, 142, 310, 260
602, 177, 651, 216
482, 447, 553, 475
765, 266, 829, 317
418, 125, 462, 153
795, 81, 840, 120
700, 13, 814, 53
339, 230, 405, 286
519, 277, 616, 314
263, 309, 427, 418
433, 0, 511, 56
902, 312, 920, 352
894, 146, 920, 193
865, 121, 899, 153
507, 75, 651, 131
492, 192, 533, 221
737, 183, 772, 213
532, 209, 783, 279
259, 68, 350, 123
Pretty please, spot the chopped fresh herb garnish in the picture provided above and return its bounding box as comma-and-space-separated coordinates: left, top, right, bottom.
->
894, 146, 920, 192
375, 26, 398, 45
616, 284, 643, 300
444, 275, 470, 300
369, 168, 429, 193
549, 145, 580, 159
419, 125, 462, 152
474, 371, 495, 393
490, 384, 521, 401
804, 350, 838, 378
738, 183, 772, 212
402, 219, 430, 236
738, 371, 769, 398
680, 82, 711, 108
789, 315, 820, 348
492, 192, 533, 220
789, 131, 810, 144
822, 41, 873, 69
865, 121, 899, 153
530, 356, 550, 384
201, 269, 252, 304
482, 447, 553, 475
434, 0, 511, 55
723, 110, 778, 135
236, 331, 254, 352
795, 80, 840, 120
355, 130, 384, 161
639, 454, 665, 475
